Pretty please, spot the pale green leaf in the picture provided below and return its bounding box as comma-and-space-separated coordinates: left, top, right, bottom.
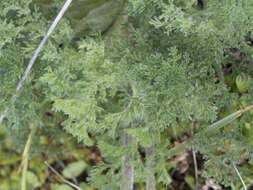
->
62, 161, 87, 179
51, 184, 74, 190
26, 171, 42, 188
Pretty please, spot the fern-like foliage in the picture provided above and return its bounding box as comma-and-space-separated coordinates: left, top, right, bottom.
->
2, 0, 253, 188
0, 0, 72, 151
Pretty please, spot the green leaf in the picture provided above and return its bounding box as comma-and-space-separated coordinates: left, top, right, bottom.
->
62, 161, 87, 179
51, 184, 74, 190
126, 128, 153, 147
236, 74, 251, 93
185, 175, 195, 190
157, 168, 172, 185
26, 171, 42, 188
79, 182, 95, 190
203, 111, 241, 134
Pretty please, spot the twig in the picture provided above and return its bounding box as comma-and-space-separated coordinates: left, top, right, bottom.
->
44, 161, 83, 190
233, 162, 247, 190
53, 154, 78, 185
16, 0, 72, 92
192, 150, 198, 189
0, 0, 73, 124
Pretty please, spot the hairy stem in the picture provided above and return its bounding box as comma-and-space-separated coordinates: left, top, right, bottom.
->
146, 143, 156, 190
121, 131, 134, 190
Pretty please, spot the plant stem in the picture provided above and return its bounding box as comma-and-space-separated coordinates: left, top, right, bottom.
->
19, 124, 38, 190
213, 62, 224, 83
233, 162, 247, 190
121, 131, 134, 190
18, 125, 37, 173
121, 83, 135, 190
192, 150, 198, 189
21, 151, 29, 190
146, 143, 156, 190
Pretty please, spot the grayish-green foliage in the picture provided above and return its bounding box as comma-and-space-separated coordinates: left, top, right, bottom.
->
1, 0, 253, 188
